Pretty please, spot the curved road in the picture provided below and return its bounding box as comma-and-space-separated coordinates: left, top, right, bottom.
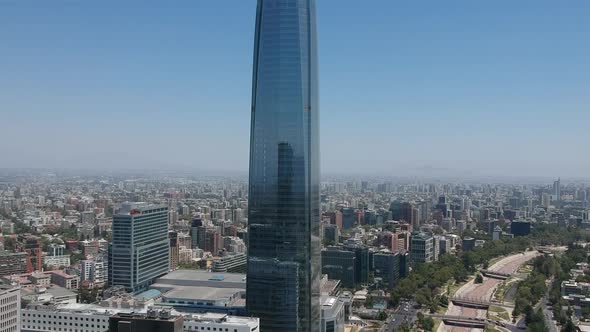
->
437, 251, 540, 332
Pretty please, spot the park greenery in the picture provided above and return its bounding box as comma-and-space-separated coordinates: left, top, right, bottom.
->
416, 312, 435, 331
475, 273, 484, 284
509, 241, 590, 331
547, 243, 590, 329
512, 258, 549, 318
390, 234, 531, 311
390, 224, 590, 315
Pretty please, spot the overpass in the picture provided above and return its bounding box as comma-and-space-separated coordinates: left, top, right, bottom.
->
429, 314, 486, 328
450, 296, 515, 309
429, 314, 511, 329
450, 296, 491, 309
481, 269, 511, 280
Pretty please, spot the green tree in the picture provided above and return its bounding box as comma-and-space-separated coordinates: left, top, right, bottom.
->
415, 287, 432, 308
475, 274, 484, 284
14, 222, 32, 234
562, 319, 576, 332
399, 320, 412, 332
71, 253, 85, 265
422, 317, 435, 331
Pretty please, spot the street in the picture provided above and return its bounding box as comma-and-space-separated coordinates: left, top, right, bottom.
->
382, 300, 419, 332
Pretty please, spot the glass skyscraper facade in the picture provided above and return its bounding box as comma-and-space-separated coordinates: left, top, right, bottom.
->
246, 0, 320, 331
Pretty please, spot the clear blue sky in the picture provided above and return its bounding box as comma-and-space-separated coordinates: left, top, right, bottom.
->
1, 1, 589, 177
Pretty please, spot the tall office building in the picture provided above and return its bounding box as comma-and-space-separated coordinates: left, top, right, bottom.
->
108, 203, 169, 293
553, 178, 561, 201
511, 220, 532, 237
246, 0, 320, 330
410, 232, 434, 264
344, 244, 370, 284
321, 248, 356, 288
169, 231, 179, 271
541, 192, 551, 209
190, 218, 203, 249
341, 208, 356, 229
373, 251, 404, 289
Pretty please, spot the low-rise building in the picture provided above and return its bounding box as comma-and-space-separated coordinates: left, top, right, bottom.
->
562, 280, 590, 296
184, 312, 260, 332
109, 309, 183, 332
28, 272, 51, 287
149, 270, 246, 315
21, 286, 78, 305
22, 303, 259, 332
48, 270, 79, 289
44, 255, 71, 268
0, 251, 28, 277
211, 253, 247, 273
462, 237, 476, 252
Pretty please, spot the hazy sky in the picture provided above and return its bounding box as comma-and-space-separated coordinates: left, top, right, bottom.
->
1, 1, 589, 177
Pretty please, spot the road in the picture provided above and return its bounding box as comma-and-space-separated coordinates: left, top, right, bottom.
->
536, 282, 559, 332
437, 251, 540, 332
382, 300, 418, 332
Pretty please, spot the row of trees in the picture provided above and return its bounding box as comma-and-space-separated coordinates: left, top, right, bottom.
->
512, 265, 547, 317
547, 244, 590, 329
390, 235, 534, 312
390, 253, 467, 312
390, 224, 590, 331
510, 241, 590, 331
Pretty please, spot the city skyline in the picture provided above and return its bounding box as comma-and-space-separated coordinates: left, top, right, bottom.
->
2, 1, 590, 177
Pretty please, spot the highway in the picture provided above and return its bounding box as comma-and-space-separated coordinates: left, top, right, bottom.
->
437, 251, 540, 332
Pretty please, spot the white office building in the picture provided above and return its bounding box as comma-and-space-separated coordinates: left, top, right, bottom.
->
0, 283, 20, 332
44, 256, 71, 269
320, 295, 345, 332
22, 304, 110, 332
79, 259, 107, 285
21, 303, 259, 332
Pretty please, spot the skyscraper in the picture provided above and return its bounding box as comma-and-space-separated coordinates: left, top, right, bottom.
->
108, 203, 169, 293
246, 0, 320, 331
410, 232, 434, 264
190, 217, 202, 249
553, 178, 561, 202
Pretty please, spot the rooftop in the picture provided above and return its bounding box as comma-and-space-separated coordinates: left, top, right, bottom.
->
320, 278, 340, 296
155, 285, 243, 303
47, 270, 77, 279
25, 303, 258, 327
136, 289, 162, 301
155, 270, 246, 289
185, 312, 258, 326
116, 202, 168, 216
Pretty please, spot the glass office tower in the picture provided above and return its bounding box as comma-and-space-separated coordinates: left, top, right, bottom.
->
246, 0, 320, 331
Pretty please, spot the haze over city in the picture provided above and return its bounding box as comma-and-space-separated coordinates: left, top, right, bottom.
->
2, 1, 589, 177
3, 1, 590, 332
